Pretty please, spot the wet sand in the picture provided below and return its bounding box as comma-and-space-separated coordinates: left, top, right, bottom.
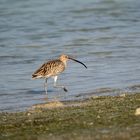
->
0, 92, 140, 140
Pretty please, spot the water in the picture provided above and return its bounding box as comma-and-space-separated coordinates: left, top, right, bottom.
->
0, 0, 140, 112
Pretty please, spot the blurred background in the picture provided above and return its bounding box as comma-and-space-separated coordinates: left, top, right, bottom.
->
0, 0, 140, 111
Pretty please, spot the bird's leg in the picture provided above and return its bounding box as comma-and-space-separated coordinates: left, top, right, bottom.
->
44, 78, 48, 94
53, 76, 68, 92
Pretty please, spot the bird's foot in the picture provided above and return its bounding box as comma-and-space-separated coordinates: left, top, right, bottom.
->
63, 87, 68, 92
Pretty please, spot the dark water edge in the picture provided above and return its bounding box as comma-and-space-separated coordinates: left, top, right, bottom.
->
1, 84, 140, 112
0, 93, 140, 140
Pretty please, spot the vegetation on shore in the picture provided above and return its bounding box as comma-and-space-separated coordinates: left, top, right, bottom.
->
0, 93, 140, 140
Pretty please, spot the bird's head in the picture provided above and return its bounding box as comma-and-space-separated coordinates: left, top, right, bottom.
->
59, 54, 87, 68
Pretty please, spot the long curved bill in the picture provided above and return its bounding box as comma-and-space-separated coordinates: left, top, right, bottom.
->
68, 57, 87, 69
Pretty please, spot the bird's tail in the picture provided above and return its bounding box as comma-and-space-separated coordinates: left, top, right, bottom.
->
32, 74, 42, 79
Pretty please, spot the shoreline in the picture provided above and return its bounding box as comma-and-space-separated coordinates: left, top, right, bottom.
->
0, 92, 140, 140
1, 84, 140, 112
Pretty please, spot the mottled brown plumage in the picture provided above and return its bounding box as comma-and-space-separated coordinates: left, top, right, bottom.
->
32, 60, 65, 79
32, 54, 87, 94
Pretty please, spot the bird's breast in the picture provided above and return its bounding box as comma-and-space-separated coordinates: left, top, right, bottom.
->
47, 60, 65, 76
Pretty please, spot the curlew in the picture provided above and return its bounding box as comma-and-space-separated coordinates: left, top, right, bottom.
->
32, 54, 87, 94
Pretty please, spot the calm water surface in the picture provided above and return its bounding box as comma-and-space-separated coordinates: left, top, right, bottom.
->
0, 0, 140, 111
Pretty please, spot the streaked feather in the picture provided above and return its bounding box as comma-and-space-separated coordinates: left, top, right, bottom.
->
32, 59, 65, 79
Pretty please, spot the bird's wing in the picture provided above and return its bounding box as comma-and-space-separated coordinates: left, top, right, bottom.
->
32, 60, 65, 78
48, 60, 65, 76
32, 63, 48, 78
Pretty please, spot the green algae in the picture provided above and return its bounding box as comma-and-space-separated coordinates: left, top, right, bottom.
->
0, 93, 140, 140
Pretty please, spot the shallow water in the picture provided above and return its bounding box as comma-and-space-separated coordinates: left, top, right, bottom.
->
0, 0, 140, 112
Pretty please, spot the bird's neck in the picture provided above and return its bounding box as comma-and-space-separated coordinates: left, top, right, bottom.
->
62, 60, 67, 66
60, 59, 67, 66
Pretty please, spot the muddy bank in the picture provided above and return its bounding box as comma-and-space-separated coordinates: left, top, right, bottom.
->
0, 93, 140, 140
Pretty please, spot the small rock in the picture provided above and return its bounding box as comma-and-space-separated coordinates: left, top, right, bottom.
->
91, 96, 98, 99
135, 108, 140, 116
27, 113, 31, 116
88, 122, 93, 125
120, 93, 126, 97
